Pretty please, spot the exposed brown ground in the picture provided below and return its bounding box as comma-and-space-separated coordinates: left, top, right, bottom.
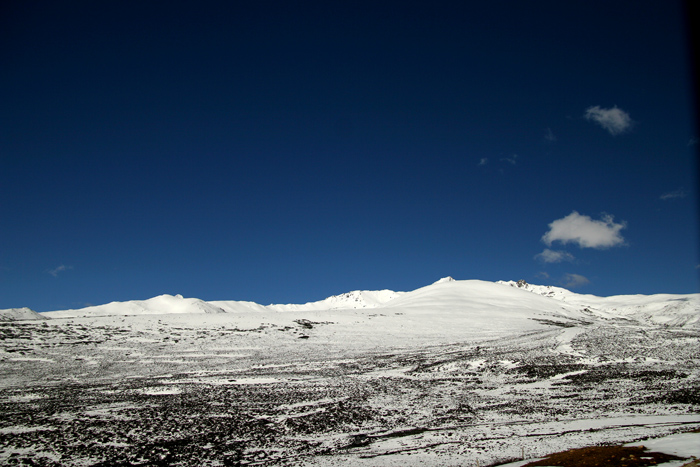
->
521, 445, 687, 467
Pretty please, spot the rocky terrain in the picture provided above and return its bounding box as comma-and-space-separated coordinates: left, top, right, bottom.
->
1, 279, 698, 466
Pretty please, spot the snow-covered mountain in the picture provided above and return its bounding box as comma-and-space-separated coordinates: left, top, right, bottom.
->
498, 280, 700, 328
265, 288, 404, 312
0, 307, 46, 321
41, 289, 405, 319
38, 278, 699, 328
42, 294, 228, 318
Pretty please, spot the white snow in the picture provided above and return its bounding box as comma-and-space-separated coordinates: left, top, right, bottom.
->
433, 276, 456, 284
38, 279, 699, 333
43, 294, 227, 318
627, 431, 700, 458
265, 289, 405, 312
2, 277, 699, 467
497, 280, 700, 328
43, 289, 404, 317
0, 307, 46, 321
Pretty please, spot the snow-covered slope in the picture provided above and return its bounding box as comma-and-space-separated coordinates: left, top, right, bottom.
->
38, 278, 699, 329
0, 307, 47, 321
266, 289, 404, 312
498, 280, 700, 328
383, 278, 592, 327
207, 300, 271, 314
44, 288, 405, 318
43, 294, 227, 318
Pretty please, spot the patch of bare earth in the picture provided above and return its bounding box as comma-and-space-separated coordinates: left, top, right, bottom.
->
521, 445, 685, 467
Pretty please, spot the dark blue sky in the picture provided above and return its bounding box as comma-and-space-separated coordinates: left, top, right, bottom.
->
1, 1, 698, 311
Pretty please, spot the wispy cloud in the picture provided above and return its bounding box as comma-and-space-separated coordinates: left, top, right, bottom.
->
47, 264, 73, 277
660, 188, 689, 200
584, 105, 633, 135
478, 157, 488, 166
542, 211, 626, 249
688, 137, 698, 147
535, 248, 575, 263
544, 128, 556, 142
500, 154, 518, 165
561, 273, 590, 289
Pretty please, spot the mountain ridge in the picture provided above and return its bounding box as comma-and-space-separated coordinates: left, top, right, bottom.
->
0, 307, 47, 321
498, 279, 700, 328
37, 278, 700, 328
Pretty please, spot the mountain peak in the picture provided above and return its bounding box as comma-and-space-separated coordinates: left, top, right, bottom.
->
0, 307, 47, 321
434, 276, 455, 284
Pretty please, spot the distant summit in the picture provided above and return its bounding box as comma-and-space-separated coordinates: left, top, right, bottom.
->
264, 289, 404, 312
497, 280, 573, 298
36, 278, 699, 329
42, 294, 227, 318
497, 280, 699, 328
433, 276, 455, 284
0, 307, 47, 321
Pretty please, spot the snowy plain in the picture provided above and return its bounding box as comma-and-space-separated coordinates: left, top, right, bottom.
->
1, 278, 699, 466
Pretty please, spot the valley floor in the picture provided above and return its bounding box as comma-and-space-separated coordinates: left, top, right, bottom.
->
1, 313, 699, 466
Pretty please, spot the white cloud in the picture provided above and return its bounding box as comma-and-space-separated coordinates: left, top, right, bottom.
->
478, 157, 488, 166
542, 211, 626, 249
535, 248, 575, 263
501, 154, 518, 165
544, 128, 557, 142
48, 264, 72, 277
660, 188, 688, 200
561, 273, 590, 289
584, 105, 633, 135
